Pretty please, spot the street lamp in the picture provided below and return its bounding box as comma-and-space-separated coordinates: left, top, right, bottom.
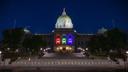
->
0, 50, 1, 63
126, 51, 128, 54
82, 49, 85, 52
86, 48, 88, 51
7, 48, 10, 51
28, 57, 31, 61
43, 49, 46, 52
0, 51, 2, 54
56, 47, 59, 51
40, 48, 43, 51
66, 46, 69, 50
15, 49, 19, 52
60, 47, 63, 50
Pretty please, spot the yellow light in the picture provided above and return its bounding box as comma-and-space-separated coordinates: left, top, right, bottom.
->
66, 47, 69, 50
28, 58, 31, 61
56, 47, 59, 51
69, 47, 72, 50
126, 51, 128, 54
60, 47, 63, 50
0, 51, 2, 54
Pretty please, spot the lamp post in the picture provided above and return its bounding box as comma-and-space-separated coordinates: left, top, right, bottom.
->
0, 51, 2, 59
0, 51, 2, 63
7, 48, 10, 51
126, 51, 128, 61
126, 51, 128, 55
124, 51, 128, 72
86, 48, 88, 51
0, 50, 1, 54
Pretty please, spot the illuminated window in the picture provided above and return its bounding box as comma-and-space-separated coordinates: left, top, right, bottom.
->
55, 34, 61, 45
67, 34, 74, 45
56, 38, 60, 45
62, 38, 66, 44
62, 34, 67, 44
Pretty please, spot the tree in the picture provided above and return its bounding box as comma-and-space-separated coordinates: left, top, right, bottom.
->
88, 34, 109, 55
106, 28, 127, 51
2, 28, 26, 51
88, 28, 127, 56
23, 35, 47, 55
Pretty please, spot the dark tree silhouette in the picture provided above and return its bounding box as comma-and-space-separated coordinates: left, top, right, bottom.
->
88, 28, 127, 56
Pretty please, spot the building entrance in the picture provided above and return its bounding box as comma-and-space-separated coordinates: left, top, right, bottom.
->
55, 45, 74, 53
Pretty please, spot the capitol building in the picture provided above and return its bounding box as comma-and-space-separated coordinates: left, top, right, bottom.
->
33, 9, 96, 53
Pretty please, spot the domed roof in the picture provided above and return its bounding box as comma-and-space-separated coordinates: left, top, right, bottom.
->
97, 27, 108, 34
55, 8, 73, 29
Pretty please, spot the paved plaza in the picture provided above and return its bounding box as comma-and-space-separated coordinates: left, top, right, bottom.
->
0, 53, 127, 71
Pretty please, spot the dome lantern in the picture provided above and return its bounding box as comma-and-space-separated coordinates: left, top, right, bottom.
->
62, 8, 66, 16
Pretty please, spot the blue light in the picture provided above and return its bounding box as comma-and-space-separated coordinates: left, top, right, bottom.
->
67, 34, 74, 45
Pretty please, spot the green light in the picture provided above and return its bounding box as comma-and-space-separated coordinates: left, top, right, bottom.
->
62, 38, 66, 44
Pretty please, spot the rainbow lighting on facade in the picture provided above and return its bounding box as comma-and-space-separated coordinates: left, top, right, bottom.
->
55, 34, 74, 45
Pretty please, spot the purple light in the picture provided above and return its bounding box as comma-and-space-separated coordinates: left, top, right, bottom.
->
67, 34, 74, 45
68, 38, 72, 45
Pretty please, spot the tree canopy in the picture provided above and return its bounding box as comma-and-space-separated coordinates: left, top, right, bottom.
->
88, 28, 127, 55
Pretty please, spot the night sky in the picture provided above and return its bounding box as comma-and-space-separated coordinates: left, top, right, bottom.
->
0, 0, 128, 40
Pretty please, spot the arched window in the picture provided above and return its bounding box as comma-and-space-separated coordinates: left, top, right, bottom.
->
55, 34, 61, 45
67, 34, 74, 45
62, 34, 67, 44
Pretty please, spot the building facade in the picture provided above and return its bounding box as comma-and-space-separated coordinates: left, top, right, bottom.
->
2, 9, 96, 53
33, 9, 95, 53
